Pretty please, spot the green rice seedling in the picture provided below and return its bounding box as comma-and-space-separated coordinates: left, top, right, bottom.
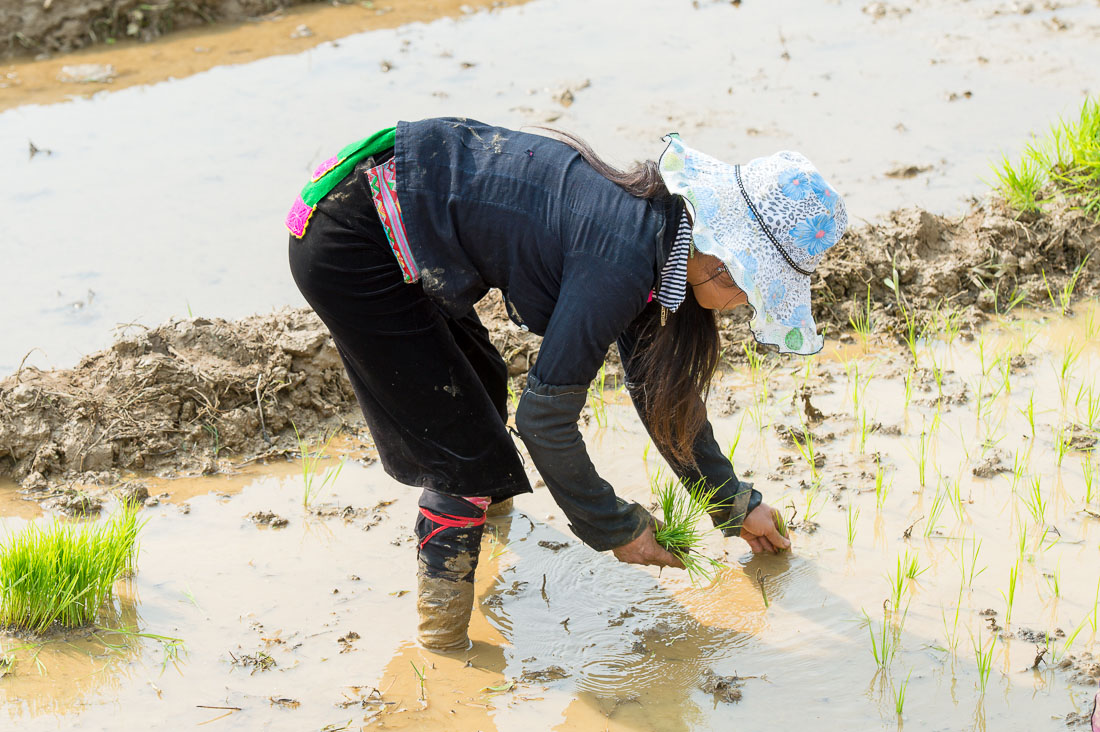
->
864, 607, 896, 668
1054, 616, 1090, 662
0, 502, 142, 633
903, 367, 915, 410
774, 508, 789, 540
1044, 256, 1090, 316
1054, 425, 1071, 468
725, 415, 746, 469
1002, 560, 1019, 624
102, 626, 187, 673
790, 426, 820, 481
977, 333, 991, 377
1020, 392, 1037, 440
846, 504, 860, 547
900, 304, 924, 367
857, 408, 870, 454
410, 660, 427, 701
642, 440, 651, 463
1085, 305, 1100, 341
1021, 475, 1047, 525
902, 549, 927, 582
202, 424, 222, 463
653, 479, 727, 584
924, 486, 948, 537
292, 422, 345, 507
507, 379, 520, 412
1083, 386, 1100, 430
931, 356, 945, 400
1000, 354, 1013, 395
1083, 451, 1096, 504
742, 339, 767, 384
849, 284, 873, 346
803, 480, 824, 523
874, 463, 891, 510
588, 363, 609, 427
942, 585, 964, 654
894, 670, 912, 717
991, 151, 1046, 213
1057, 343, 1084, 407
938, 300, 963, 346
972, 631, 996, 695
961, 537, 985, 587
1009, 449, 1028, 494
748, 385, 770, 433
915, 431, 930, 488
1045, 562, 1062, 599
948, 474, 967, 522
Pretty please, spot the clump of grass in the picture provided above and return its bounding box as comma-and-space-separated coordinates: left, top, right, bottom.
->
992, 152, 1047, 213
846, 504, 860, 547
0, 502, 143, 634
652, 480, 727, 584
993, 96, 1100, 217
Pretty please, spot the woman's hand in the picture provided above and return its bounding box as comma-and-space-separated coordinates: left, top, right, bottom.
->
739, 502, 792, 554
611, 523, 686, 569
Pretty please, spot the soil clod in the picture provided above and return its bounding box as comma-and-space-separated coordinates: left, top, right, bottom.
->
699, 669, 746, 703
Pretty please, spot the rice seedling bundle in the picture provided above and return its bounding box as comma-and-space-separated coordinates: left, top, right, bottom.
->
0, 502, 141, 634
652, 479, 727, 584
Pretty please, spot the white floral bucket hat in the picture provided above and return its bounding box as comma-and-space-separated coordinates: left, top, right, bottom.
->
657, 134, 847, 355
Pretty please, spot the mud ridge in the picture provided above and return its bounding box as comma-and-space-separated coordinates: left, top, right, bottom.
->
2, 0, 324, 58
2, 199, 1098, 496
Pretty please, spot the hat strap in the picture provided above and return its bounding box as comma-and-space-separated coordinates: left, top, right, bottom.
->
734, 165, 814, 277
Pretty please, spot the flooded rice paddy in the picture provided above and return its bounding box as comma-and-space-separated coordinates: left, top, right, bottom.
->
2, 0, 1100, 373
2, 304, 1100, 730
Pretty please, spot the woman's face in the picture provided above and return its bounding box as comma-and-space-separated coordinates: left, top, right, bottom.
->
687, 253, 749, 312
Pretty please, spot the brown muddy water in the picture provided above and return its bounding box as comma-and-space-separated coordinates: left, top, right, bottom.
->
2, 0, 1100, 374
3, 305, 1100, 730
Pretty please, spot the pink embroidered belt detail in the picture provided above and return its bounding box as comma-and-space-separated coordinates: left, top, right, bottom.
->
366, 158, 420, 284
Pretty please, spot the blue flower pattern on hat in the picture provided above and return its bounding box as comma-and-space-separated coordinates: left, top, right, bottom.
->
766, 280, 787, 309
808, 171, 838, 212
779, 169, 810, 200
786, 304, 813, 329
790, 214, 838, 256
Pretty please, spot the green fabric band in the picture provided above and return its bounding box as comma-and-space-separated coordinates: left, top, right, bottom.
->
299, 127, 397, 207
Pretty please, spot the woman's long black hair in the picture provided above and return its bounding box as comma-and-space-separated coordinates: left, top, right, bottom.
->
534, 127, 721, 469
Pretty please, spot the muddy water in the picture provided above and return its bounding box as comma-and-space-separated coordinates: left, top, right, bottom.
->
3, 305, 1099, 729
3, 0, 1100, 374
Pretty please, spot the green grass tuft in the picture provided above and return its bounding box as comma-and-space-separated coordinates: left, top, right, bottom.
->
652, 479, 728, 585
993, 96, 1100, 217
0, 502, 143, 634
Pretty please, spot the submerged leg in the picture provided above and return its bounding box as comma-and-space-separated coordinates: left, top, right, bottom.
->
414, 490, 489, 651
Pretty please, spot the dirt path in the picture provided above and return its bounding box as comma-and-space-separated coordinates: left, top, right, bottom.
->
0, 0, 513, 111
